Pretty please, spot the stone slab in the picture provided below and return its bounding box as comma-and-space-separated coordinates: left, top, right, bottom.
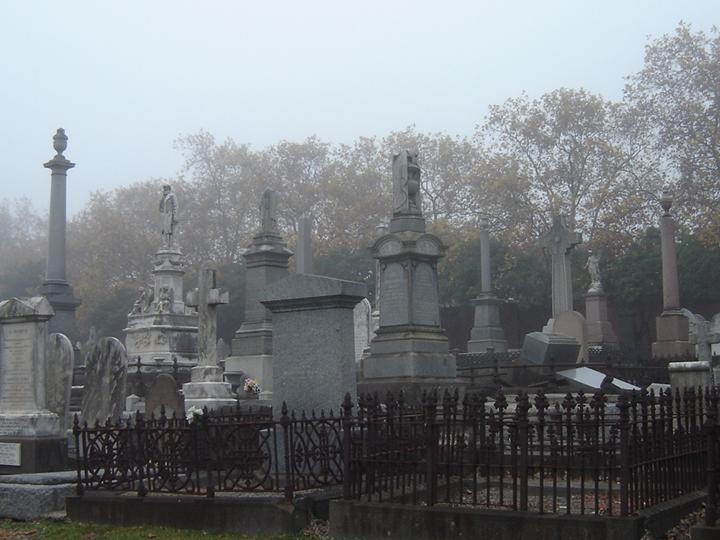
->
46, 333, 74, 431
521, 332, 580, 365
0, 481, 75, 520
82, 337, 127, 424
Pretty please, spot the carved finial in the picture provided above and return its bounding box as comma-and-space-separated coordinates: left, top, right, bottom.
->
53, 128, 68, 157
660, 189, 673, 216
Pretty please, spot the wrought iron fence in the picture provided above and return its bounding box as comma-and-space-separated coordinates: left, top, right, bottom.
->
344, 387, 717, 516
73, 403, 344, 499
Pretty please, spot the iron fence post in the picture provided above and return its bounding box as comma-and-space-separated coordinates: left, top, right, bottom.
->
72, 414, 83, 496
425, 390, 439, 507
705, 388, 718, 526
516, 392, 530, 512
618, 394, 630, 517
342, 393, 354, 500
281, 402, 294, 502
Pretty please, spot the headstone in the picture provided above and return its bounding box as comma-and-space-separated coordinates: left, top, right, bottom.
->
681, 309, 718, 363
540, 215, 582, 318
0, 297, 66, 473
125, 394, 145, 415
556, 367, 640, 392
362, 151, 458, 401
652, 192, 692, 358
296, 213, 314, 274
81, 337, 128, 424
124, 185, 198, 388
225, 188, 293, 401
45, 333, 74, 432
262, 274, 365, 416
353, 298, 372, 364
668, 360, 713, 392
521, 332, 581, 365
40, 129, 81, 342
145, 373, 184, 418
182, 264, 235, 411
468, 218, 508, 352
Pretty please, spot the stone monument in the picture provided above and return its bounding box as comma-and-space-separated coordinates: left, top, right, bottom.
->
540, 215, 582, 319
182, 264, 236, 411
81, 337, 128, 424
225, 189, 293, 401
296, 213, 314, 274
651, 191, 693, 358
145, 373, 184, 418
467, 218, 508, 352
583, 251, 619, 351
262, 274, 365, 416
45, 332, 74, 432
361, 150, 457, 399
40, 129, 81, 342
0, 297, 67, 473
124, 185, 198, 389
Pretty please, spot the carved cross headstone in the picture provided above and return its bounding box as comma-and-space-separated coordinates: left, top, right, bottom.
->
260, 188, 279, 233
186, 264, 229, 366
540, 215, 582, 317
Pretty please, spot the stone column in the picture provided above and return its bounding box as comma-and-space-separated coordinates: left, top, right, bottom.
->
467, 219, 508, 353
40, 129, 81, 341
225, 189, 293, 401
296, 213, 314, 274
262, 274, 365, 417
652, 191, 692, 359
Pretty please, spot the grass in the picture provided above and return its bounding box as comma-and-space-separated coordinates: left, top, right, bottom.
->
0, 519, 327, 540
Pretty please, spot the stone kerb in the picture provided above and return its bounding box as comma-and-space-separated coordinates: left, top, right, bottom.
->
262, 273, 366, 418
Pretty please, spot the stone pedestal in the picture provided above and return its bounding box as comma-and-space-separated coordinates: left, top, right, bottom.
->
0, 297, 65, 473
584, 290, 619, 349
262, 274, 365, 417
467, 294, 507, 352
360, 151, 459, 401
668, 360, 712, 392
182, 366, 236, 412
652, 311, 693, 358
225, 204, 293, 402
124, 247, 198, 387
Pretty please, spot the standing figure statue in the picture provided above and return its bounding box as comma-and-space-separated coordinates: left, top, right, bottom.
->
586, 251, 602, 292
159, 185, 178, 248
392, 150, 422, 215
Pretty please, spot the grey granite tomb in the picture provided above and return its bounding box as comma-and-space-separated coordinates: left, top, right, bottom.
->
0, 297, 67, 473
124, 185, 199, 388
225, 189, 293, 402
262, 274, 365, 416
81, 337, 128, 424
360, 150, 458, 399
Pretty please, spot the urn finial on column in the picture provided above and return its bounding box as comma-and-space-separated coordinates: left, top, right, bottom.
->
52, 128, 68, 157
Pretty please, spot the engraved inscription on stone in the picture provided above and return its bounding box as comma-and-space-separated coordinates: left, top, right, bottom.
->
412, 263, 440, 326
380, 263, 408, 326
378, 239, 402, 257
416, 237, 439, 256
0, 323, 37, 410
0, 442, 21, 466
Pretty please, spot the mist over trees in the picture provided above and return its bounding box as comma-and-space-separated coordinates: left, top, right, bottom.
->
1, 23, 719, 349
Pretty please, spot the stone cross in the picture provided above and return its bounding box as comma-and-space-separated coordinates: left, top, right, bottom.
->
540, 215, 582, 317
186, 264, 229, 366
479, 218, 492, 293
296, 213, 314, 274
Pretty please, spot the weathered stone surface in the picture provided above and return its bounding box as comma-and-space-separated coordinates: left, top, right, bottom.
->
0, 481, 75, 520
540, 215, 582, 318
353, 298, 372, 363
262, 273, 365, 416
145, 373, 183, 418
552, 310, 587, 363
521, 332, 580, 365
82, 337, 127, 424
296, 213, 314, 274
668, 360, 713, 392
45, 333, 74, 431
584, 290, 619, 349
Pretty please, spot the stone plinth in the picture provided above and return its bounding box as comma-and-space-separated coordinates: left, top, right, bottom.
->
225, 216, 293, 401
467, 294, 507, 353
262, 274, 365, 417
0, 297, 65, 473
521, 332, 581, 366
584, 291, 619, 350
124, 247, 198, 386
652, 311, 693, 359
668, 360, 712, 392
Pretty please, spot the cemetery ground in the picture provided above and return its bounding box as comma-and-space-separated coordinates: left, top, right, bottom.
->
0, 518, 330, 539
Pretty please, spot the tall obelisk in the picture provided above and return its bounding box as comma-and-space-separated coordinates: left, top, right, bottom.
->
40, 129, 81, 341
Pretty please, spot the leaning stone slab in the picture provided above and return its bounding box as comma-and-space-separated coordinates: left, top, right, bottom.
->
45, 333, 74, 431
82, 337, 128, 424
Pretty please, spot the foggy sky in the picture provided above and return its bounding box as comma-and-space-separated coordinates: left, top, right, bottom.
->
1, 0, 717, 216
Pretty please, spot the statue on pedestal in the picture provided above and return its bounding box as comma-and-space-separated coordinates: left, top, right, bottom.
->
159, 185, 178, 248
